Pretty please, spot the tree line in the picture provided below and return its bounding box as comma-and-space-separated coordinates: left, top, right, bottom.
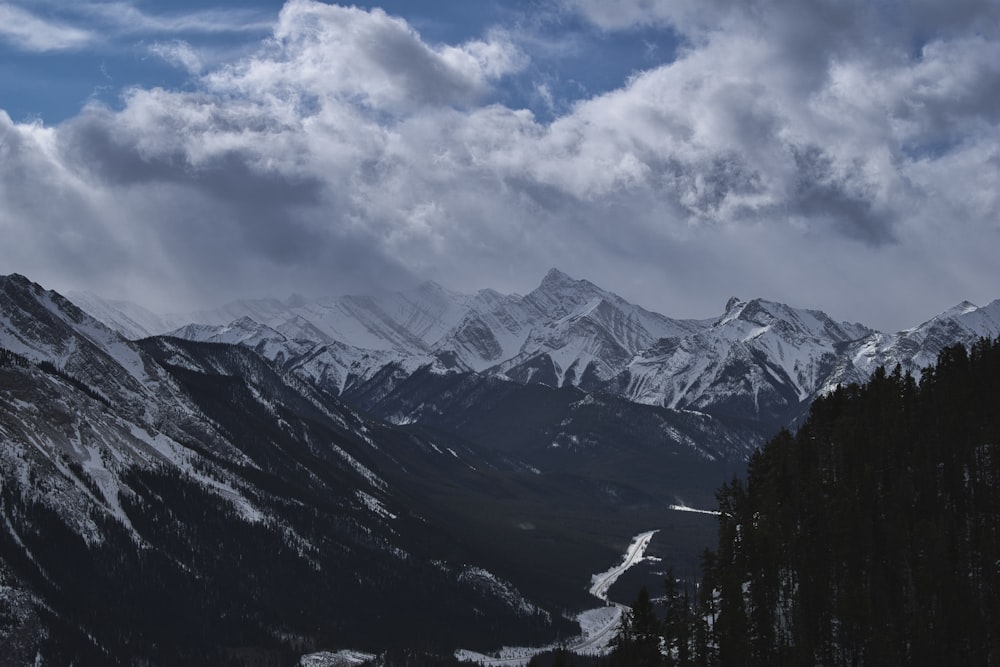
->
611, 338, 1000, 665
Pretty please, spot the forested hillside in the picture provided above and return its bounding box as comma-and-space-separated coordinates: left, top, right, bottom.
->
612, 338, 1000, 666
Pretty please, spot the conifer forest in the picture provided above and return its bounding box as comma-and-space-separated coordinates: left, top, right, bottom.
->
609, 339, 1000, 666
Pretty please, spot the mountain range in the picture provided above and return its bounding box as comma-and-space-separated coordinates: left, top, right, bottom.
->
2, 269, 998, 664
75, 267, 1000, 436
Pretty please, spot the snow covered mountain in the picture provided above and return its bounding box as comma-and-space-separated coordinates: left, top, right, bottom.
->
845, 298, 1000, 385
168, 316, 443, 397
612, 297, 875, 425
610, 294, 1000, 427
163, 268, 707, 395
5, 272, 748, 664
483, 269, 706, 388
70, 270, 1000, 436
0, 273, 594, 664
11, 270, 1000, 663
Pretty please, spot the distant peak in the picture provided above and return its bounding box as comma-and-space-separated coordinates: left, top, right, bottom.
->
719, 296, 791, 326
540, 268, 576, 288
231, 316, 263, 328
476, 287, 503, 300
416, 280, 446, 294
941, 300, 978, 318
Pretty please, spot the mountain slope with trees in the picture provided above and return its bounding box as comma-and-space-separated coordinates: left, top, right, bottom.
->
611, 338, 1000, 665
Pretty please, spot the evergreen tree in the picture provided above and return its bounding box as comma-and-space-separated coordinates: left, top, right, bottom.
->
610, 586, 661, 666
552, 647, 572, 667
662, 570, 693, 666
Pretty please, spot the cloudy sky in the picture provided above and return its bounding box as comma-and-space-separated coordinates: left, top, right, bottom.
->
1, 0, 998, 331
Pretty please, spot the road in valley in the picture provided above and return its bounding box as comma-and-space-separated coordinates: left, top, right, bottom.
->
588, 530, 657, 600
455, 530, 658, 666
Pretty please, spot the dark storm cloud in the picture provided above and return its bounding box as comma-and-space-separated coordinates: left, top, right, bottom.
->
59, 111, 189, 185
62, 111, 321, 216
58, 107, 331, 266
788, 145, 894, 246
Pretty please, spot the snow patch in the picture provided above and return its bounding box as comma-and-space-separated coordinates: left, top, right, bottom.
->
669, 503, 722, 516
355, 490, 396, 520
458, 567, 549, 620
330, 443, 387, 491
298, 650, 375, 667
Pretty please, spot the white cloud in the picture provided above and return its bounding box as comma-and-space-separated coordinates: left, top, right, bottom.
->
77, 2, 274, 35
0, 1, 274, 56
559, 0, 683, 31
149, 40, 204, 74
201, 1, 525, 114
0, 3, 93, 51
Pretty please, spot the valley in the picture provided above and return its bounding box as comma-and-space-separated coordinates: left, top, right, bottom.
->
454, 529, 660, 665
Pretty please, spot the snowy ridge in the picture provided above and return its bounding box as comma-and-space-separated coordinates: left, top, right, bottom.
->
0, 361, 264, 543
168, 316, 440, 397
0, 273, 420, 560
843, 298, 1000, 385
617, 297, 874, 425
67, 271, 1000, 429
491, 269, 707, 387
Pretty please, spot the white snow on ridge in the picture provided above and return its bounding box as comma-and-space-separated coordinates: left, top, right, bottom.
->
330, 443, 387, 491
356, 490, 396, 520
298, 649, 375, 666
458, 567, 550, 620
125, 424, 265, 524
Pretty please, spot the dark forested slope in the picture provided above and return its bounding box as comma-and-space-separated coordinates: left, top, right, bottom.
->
612, 338, 1000, 666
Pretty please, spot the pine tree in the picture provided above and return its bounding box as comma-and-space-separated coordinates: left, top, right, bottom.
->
662, 571, 693, 666
610, 586, 661, 666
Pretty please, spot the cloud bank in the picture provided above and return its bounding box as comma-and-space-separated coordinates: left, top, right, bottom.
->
1, 0, 998, 330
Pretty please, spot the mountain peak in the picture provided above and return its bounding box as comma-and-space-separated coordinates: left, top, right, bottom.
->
416, 280, 447, 294
230, 316, 264, 329
540, 268, 576, 288
529, 268, 607, 314
940, 300, 979, 318
1, 272, 41, 294
715, 297, 747, 326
